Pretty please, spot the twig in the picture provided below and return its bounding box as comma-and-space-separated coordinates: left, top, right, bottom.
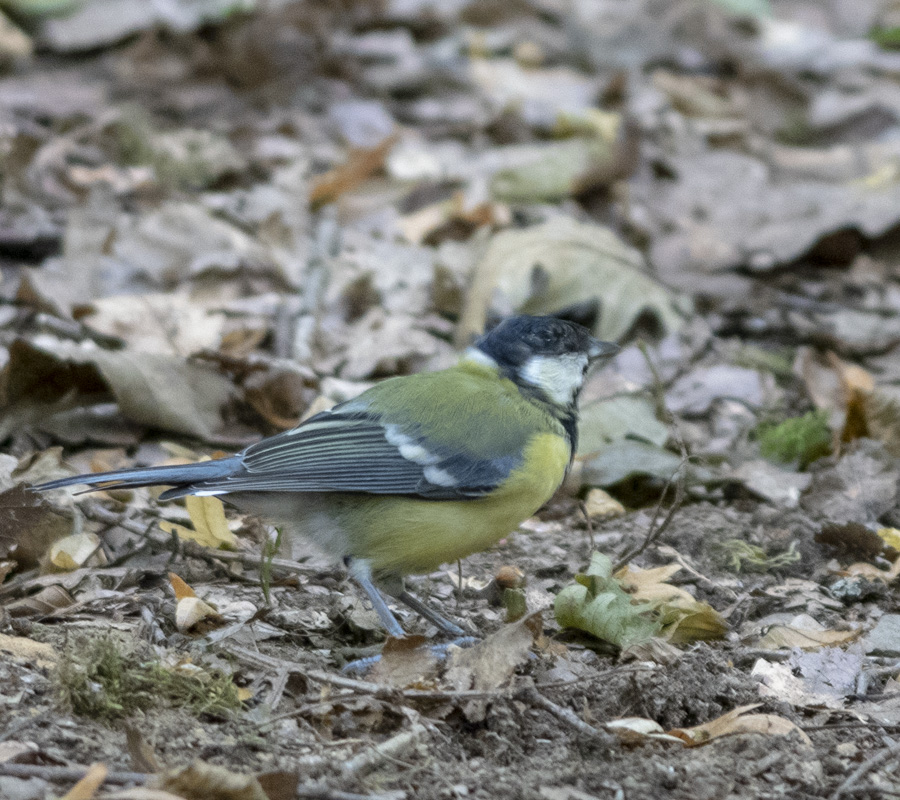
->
613, 468, 686, 571
612, 342, 689, 571
0, 763, 145, 785
297, 785, 406, 800
342, 724, 428, 778
519, 686, 615, 746
578, 499, 595, 550
830, 739, 900, 800
83, 502, 320, 576
0, 763, 404, 800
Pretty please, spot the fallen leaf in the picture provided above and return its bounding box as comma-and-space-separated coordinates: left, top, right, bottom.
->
48, 531, 103, 571
604, 717, 683, 744
615, 563, 728, 644
100, 790, 186, 800
802, 441, 899, 524
844, 556, 900, 583
791, 645, 864, 699
168, 572, 197, 600
256, 771, 301, 800
78, 293, 227, 357
1, 337, 234, 441
369, 635, 437, 688
757, 624, 859, 650
554, 552, 660, 648
457, 217, 683, 346
582, 488, 625, 520
310, 134, 397, 207
0, 740, 40, 764
445, 613, 541, 692
60, 762, 107, 800
578, 395, 669, 455
184, 495, 235, 549
175, 596, 225, 635
125, 725, 161, 774
580, 439, 705, 488
668, 704, 812, 746
0, 483, 76, 569
149, 760, 269, 800
636, 148, 900, 275
666, 364, 768, 416
879, 527, 900, 551
0, 632, 58, 669
5, 584, 75, 618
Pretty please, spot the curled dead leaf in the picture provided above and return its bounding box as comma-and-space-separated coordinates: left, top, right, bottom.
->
668, 704, 811, 747
175, 596, 224, 635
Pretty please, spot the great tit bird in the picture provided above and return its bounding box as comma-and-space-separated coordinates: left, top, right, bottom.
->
34, 315, 618, 637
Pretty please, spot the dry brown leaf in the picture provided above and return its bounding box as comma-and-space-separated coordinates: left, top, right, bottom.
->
0, 632, 58, 669
582, 488, 625, 519
310, 134, 397, 207
149, 760, 269, 800
616, 564, 684, 597
615, 563, 728, 643
757, 625, 859, 650
5, 584, 75, 618
168, 572, 197, 600
184, 495, 235, 549
60, 762, 107, 800
256, 771, 300, 800
445, 612, 541, 692
831, 352, 875, 445
1, 338, 234, 441
456, 217, 680, 346
865, 386, 900, 457
0, 484, 77, 569
77, 293, 226, 357
369, 635, 438, 688
48, 531, 104, 571
668, 704, 811, 747
175, 597, 224, 634
844, 555, 900, 583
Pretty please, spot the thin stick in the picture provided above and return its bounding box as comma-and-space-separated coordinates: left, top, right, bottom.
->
83, 502, 320, 576
342, 724, 428, 777
519, 686, 615, 746
613, 467, 686, 571
0, 763, 145, 785
830, 739, 900, 800
613, 341, 689, 571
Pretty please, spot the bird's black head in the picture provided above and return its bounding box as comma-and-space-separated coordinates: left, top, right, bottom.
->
471, 315, 619, 407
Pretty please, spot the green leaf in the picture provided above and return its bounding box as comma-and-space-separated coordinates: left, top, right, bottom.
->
554, 553, 660, 647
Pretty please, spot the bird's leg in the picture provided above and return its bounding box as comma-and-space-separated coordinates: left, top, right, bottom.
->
345, 557, 406, 638
396, 590, 467, 637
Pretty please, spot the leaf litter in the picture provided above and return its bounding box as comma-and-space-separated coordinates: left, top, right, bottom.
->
2, 0, 900, 798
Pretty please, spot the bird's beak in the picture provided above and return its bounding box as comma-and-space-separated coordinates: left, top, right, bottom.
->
588, 339, 620, 361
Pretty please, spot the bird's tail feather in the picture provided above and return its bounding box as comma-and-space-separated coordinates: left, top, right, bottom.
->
31, 456, 243, 494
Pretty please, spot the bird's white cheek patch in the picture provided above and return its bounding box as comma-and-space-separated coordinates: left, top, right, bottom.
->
521, 354, 588, 404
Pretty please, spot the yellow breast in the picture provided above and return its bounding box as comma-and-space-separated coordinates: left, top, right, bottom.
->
345, 432, 571, 575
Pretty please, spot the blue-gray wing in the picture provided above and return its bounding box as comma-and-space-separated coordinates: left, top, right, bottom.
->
160, 406, 521, 501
